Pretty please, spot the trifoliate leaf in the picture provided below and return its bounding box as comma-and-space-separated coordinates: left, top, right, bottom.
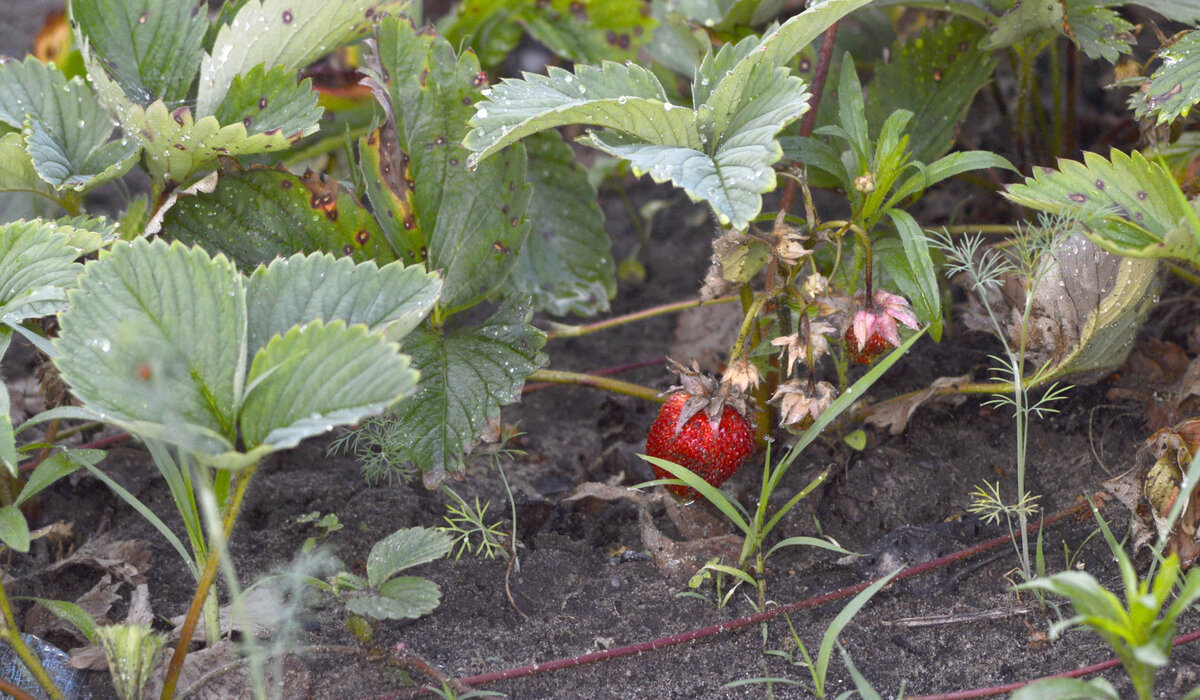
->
196, 0, 407, 117
0, 58, 138, 192
244, 252, 441, 357
465, 0, 871, 229
211, 64, 323, 139
1129, 29, 1200, 126
865, 20, 993, 164
345, 577, 442, 620
54, 239, 246, 454
69, 0, 207, 105
240, 320, 416, 451
364, 17, 531, 314
387, 300, 547, 482
155, 164, 392, 269
366, 526, 453, 586
1004, 150, 1200, 267
508, 131, 614, 316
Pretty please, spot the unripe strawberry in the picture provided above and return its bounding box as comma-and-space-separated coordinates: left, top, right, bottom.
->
844, 290, 919, 365
645, 360, 756, 500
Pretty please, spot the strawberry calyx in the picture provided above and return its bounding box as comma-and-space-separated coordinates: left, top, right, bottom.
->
661, 358, 754, 434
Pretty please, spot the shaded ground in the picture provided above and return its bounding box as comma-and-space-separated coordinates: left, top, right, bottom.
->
2, 4, 1199, 700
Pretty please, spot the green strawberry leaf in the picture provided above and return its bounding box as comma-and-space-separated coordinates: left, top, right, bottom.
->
465, 0, 872, 229
364, 17, 531, 314
81, 42, 318, 188
154, 164, 392, 269
1063, 1, 1134, 63
196, 0, 407, 117
387, 300, 547, 482
49, 214, 119, 255
69, 0, 207, 105
442, 0, 655, 67
885, 209, 940, 325
345, 577, 442, 620
981, 0, 1060, 51
358, 122, 424, 266
1004, 150, 1200, 266
865, 19, 993, 164
1126, 0, 1200, 23
1129, 29, 1200, 126
0, 219, 85, 326
244, 252, 441, 357
508, 131, 614, 316
0, 58, 138, 192
211, 64, 323, 139
0, 133, 57, 202
54, 239, 246, 454
366, 526, 453, 586
240, 319, 416, 451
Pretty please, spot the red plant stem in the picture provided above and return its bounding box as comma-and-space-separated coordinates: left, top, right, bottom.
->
380, 499, 1090, 699
522, 357, 666, 394
907, 629, 1200, 700
0, 678, 36, 700
776, 22, 840, 219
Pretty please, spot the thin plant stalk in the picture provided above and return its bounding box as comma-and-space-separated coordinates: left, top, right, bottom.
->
524, 369, 662, 402
545, 295, 738, 339
0, 578, 62, 700
160, 461, 260, 700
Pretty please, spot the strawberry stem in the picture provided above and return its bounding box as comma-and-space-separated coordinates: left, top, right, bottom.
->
543, 295, 739, 339
524, 369, 663, 402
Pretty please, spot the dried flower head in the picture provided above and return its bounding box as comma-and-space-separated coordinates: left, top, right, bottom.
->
771, 380, 837, 429
773, 229, 812, 266
721, 357, 762, 393
771, 319, 836, 376
800, 272, 828, 301
846, 290, 919, 364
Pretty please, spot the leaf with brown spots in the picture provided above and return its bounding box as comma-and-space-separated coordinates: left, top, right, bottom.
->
363, 16, 531, 315
156, 165, 393, 269
1004, 150, 1200, 269
211, 64, 322, 139
1129, 29, 1200, 126
359, 122, 424, 265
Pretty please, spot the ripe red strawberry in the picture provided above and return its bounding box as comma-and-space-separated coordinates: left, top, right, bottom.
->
645, 360, 756, 500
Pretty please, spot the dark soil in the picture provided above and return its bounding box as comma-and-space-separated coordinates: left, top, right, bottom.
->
3, 4, 1200, 700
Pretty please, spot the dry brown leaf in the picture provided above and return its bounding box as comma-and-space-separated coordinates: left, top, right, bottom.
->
862, 375, 970, 435
45, 534, 151, 585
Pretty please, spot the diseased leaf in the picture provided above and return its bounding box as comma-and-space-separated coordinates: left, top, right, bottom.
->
245, 252, 441, 356
155, 164, 392, 269
240, 320, 416, 451
211, 64, 323, 139
366, 526, 453, 586
69, 0, 207, 105
365, 17, 531, 313
1129, 29, 1200, 126
54, 239, 246, 454
0, 58, 138, 192
196, 0, 407, 117
1004, 150, 1200, 266
508, 131, 614, 316
81, 42, 318, 187
387, 301, 547, 482
865, 20, 993, 163
358, 122, 422, 265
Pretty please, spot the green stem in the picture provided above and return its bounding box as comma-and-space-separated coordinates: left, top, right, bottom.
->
729, 294, 768, 362
160, 462, 260, 700
525, 369, 662, 402
545, 295, 739, 339
0, 577, 62, 700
